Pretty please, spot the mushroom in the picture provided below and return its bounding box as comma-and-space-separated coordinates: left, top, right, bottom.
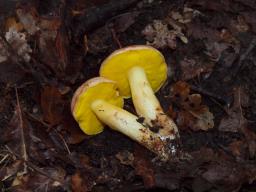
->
100, 45, 179, 141
71, 77, 173, 159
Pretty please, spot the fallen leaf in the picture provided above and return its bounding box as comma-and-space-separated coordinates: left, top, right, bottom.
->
38, 30, 60, 73
107, 11, 140, 33
0, 38, 8, 63
39, 17, 61, 31
5, 28, 32, 62
201, 162, 246, 191
5, 17, 24, 32
233, 15, 250, 33
11, 167, 66, 192
71, 171, 89, 192
228, 140, 245, 158
87, 26, 113, 53
115, 150, 134, 166
58, 106, 87, 145
0, 160, 23, 181
241, 11, 256, 33
16, 7, 39, 35
179, 57, 214, 80
133, 145, 155, 188
142, 20, 188, 49
218, 87, 247, 132
171, 81, 214, 131
241, 127, 256, 159
1, 94, 29, 172
55, 27, 70, 75
40, 85, 65, 126
0, 60, 26, 84
171, 81, 190, 102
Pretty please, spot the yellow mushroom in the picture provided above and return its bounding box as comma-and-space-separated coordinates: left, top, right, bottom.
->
71, 77, 173, 159
100, 45, 179, 140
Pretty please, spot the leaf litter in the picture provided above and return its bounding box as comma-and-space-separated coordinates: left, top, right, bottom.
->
0, 0, 256, 191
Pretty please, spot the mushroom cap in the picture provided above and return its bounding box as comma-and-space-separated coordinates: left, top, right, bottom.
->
71, 77, 124, 135
100, 45, 167, 98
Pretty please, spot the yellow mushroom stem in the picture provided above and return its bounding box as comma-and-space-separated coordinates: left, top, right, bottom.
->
128, 66, 179, 139
91, 99, 175, 159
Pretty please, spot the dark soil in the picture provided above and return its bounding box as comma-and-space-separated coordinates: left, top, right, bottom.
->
0, 0, 256, 191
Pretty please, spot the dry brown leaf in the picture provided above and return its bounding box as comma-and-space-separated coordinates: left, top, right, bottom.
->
218, 87, 248, 132
0, 38, 9, 63
142, 20, 188, 49
0, 160, 23, 181
40, 85, 65, 126
5, 17, 24, 32
108, 11, 140, 33
16, 7, 39, 35
179, 57, 214, 80
59, 107, 87, 145
228, 140, 245, 157
55, 28, 70, 74
1, 93, 28, 175
71, 171, 89, 192
133, 145, 155, 188
11, 167, 66, 192
171, 81, 214, 131
40, 85, 86, 144
115, 151, 134, 166
5, 28, 32, 62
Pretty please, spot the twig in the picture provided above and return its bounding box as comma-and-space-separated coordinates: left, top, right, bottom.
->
15, 88, 28, 175
0, 154, 9, 165
54, 129, 71, 155
27, 113, 71, 155
110, 28, 122, 48
232, 37, 256, 78
4, 145, 65, 185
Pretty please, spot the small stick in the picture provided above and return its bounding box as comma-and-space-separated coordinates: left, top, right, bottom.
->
232, 37, 256, 78
110, 28, 122, 48
5, 145, 65, 184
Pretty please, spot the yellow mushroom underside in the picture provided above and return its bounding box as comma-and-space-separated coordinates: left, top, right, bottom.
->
73, 82, 123, 135
100, 47, 167, 98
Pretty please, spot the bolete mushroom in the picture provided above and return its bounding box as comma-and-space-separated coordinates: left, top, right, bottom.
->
100, 45, 179, 140
71, 77, 173, 159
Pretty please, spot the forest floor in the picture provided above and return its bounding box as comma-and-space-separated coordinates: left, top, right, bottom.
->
0, 0, 256, 191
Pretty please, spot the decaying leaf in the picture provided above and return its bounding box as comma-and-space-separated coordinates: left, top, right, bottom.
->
133, 145, 155, 188
169, 7, 202, 24
16, 7, 39, 35
218, 87, 248, 132
5, 17, 24, 32
179, 57, 215, 80
115, 150, 134, 166
58, 107, 87, 145
11, 167, 66, 192
0, 160, 23, 181
0, 38, 9, 63
141, 7, 202, 49
87, 27, 112, 53
5, 28, 32, 62
40, 85, 86, 144
170, 81, 214, 131
1, 94, 28, 176
40, 85, 65, 126
142, 20, 188, 49
71, 171, 89, 192
108, 11, 140, 33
